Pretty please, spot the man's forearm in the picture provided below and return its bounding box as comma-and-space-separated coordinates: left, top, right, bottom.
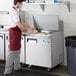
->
17, 22, 27, 32
21, 22, 28, 30
21, 22, 35, 30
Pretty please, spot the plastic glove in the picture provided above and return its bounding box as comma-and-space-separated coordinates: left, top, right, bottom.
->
32, 29, 38, 34
24, 25, 34, 35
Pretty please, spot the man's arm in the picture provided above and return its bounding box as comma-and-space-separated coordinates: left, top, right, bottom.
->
17, 21, 38, 34
21, 22, 35, 30
17, 21, 27, 32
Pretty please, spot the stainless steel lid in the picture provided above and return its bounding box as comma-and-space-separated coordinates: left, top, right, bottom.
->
33, 15, 59, 31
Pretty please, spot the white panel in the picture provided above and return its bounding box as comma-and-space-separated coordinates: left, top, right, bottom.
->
0, 14, 10, 25
0, 34, 4, 60
26, 35, 52, 67
51, 31, 64, 67
0, 0, 13, 11
33, 15, 59, 30
5, 33, 9, 60
21, 3, 69, 14
21, 4, 43, 14
20, 36, 26, 63
44, 4, 69, 15
70, 0, 76, 3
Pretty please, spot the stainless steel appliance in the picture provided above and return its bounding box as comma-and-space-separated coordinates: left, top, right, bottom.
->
0, 33, 5, 60
25, 15, 64, 69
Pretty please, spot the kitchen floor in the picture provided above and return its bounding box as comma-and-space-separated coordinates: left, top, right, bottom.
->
0, 61, 72, 76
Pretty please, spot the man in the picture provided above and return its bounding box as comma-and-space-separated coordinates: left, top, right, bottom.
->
4, 0, 37, 76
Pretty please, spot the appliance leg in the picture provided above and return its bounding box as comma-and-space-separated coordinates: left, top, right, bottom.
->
28, 65, 31, 69
47, 68, 51, 71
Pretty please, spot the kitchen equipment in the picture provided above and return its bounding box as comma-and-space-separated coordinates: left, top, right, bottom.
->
25, 15, 64, 69
0, 33, 5, 60
26, 31, 64, 69
20, 35, 26, 63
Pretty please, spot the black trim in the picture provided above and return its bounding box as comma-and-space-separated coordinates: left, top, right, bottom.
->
27, 38, 37, 43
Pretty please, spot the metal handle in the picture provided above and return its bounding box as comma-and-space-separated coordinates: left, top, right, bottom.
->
28, 0, 30, 3
6, 36, 8, 40
21, 37, 23, 40
0, 11, 9, 14
0, 35, 3, 40
27, 38, 37, 43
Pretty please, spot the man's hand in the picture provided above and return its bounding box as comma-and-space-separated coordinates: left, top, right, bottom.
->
32, 29, 38, 34
24, 25, 34, 35
24, 25, 38, 35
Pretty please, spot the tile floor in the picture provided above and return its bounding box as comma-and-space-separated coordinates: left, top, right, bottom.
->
23, 65, 72, 76
0, 61, 73, 76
